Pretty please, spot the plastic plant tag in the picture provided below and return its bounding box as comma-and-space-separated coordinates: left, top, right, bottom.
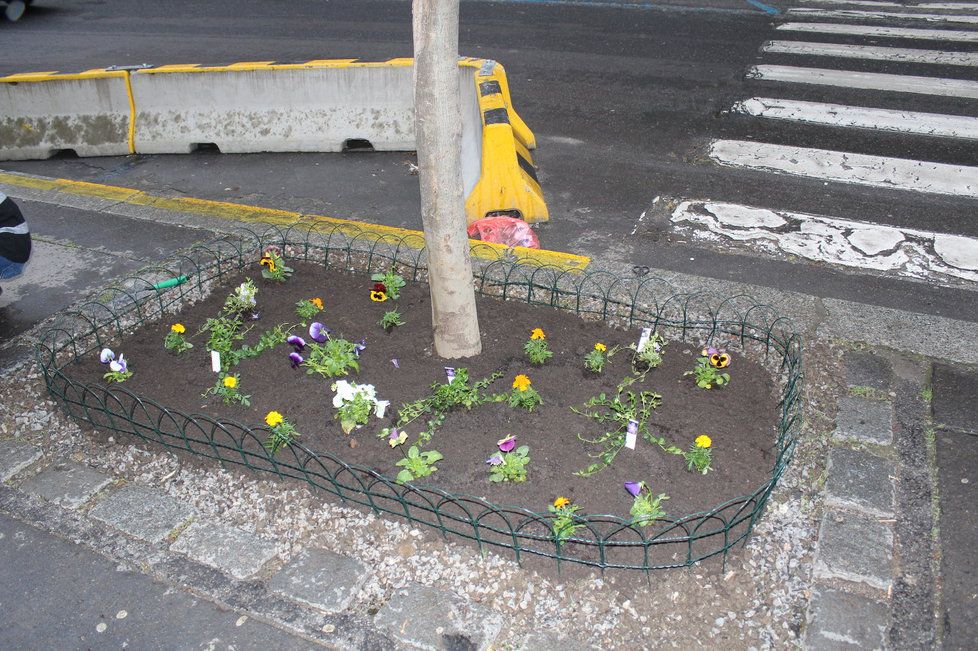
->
210, 350, 221, 373
625, 419, 638, 450
444, 367, 456, 382
636, 327, 652, 352
375, 400, 390, 419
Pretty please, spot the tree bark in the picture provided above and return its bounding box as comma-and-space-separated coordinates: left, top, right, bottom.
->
413, 0, 482, 358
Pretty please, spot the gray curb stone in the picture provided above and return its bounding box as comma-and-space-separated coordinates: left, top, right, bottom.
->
88, 483, 195, 544
824, 447, 895, 518
805, 587, 887, 650
269, 547, 367, 614
170, 522, 278, 580
834, 397, 893, 446
844, 352, 893, 392
519, 631, 598, 651
374, 582, 502, 651
814, 510, 893, 592
0, 439, 43, 481
19, 461, 112, 510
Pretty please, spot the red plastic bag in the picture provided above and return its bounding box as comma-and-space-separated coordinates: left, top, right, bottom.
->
467, 216, 540, 249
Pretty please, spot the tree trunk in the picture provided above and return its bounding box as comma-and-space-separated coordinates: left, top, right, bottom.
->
413, 0, 482, 358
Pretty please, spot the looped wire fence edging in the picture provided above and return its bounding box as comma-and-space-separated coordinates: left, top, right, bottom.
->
35, 222, 804, 573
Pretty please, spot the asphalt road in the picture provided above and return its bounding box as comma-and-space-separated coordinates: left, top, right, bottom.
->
1, 0, 977, 322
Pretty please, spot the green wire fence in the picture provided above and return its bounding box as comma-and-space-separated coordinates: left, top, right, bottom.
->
35, 223, 803, 572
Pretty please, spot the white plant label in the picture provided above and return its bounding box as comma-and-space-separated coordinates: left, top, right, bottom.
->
211, 350, 221, 373
636, 327, 652, 352
445, 367, 456, 381
625, 419, 638, 450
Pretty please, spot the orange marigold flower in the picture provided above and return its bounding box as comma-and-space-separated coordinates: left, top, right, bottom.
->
265, 411, 284, 427
310, 297, 323, 310
170, 323, 186, 334
594, 342, 607, 352
695, 434, 712, 449
512, 374, 531, 392
530, 328, 545, 340
553, 496, 571, 509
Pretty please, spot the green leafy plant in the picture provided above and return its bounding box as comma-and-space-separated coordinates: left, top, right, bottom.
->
630, 331, 666, 371
263, 410, 300, 455
379, 308, 404, 331
487, 436, 530, 483
203, 374, 251, 406
223, 280, 257, 315
295, 297, 323, 322
683, 435, 714, 474
625, 481, 669, 527
304, 337, 360, 378
259, 250, 293, 282
395, 445, 444, 484
227, 325, 288, 366
200, 314, 245, 363
371, 269, 406, 300
332, 380, 387, 434
549, 497, 585, 546
684, 347, 731, 390
584, 342, 620, 373
572, 377, 679, 476
163, 323, 193, 355
384, 369, 503, 447
523, 328, 553, 366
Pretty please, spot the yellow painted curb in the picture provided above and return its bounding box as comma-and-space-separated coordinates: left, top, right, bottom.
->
0, 172, 588, 272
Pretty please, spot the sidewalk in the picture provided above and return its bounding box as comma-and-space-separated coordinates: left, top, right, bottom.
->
0, 183, 975, 649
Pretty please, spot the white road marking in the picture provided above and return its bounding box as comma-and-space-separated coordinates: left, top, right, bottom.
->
732, 97, 978, 140
671, 200, 978, 282
762, 40, 978, 66
916, 2, 978, 8
786, 8, 978, 23
748, 65, 978, 99
777, 21, 978, 41
709, 140, 978, 197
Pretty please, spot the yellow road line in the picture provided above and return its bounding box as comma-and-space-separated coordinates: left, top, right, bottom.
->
0, 172, 588, 272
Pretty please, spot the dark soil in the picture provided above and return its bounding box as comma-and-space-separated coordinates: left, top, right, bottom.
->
67, 263, 780, 526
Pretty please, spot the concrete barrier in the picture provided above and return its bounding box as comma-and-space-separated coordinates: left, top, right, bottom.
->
0, 58, 547, 224
0, 69, 132, 160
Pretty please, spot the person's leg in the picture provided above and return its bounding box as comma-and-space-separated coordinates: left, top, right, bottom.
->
0, 255, 26, 280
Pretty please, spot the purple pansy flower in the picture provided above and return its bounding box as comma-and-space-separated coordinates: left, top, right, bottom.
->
99, 348, 115, 364
250, 310, 261, 321
309, 322, 329, 343
289, 351, 304, 369
486, 453, 504, 466
497, 435, 517, 453
353, 338, 367, 358
391, 358, 400, 369
109, 354, 127, 374
287, 335, 306, 353
703, 346, 718, 356
624, 481, 643, 498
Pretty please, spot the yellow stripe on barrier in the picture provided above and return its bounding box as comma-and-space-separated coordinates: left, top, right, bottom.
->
0, 69, 127, 83
0, 172, 586, 272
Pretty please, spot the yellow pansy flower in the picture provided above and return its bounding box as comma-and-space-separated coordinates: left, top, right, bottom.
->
370, 290, 388, 302
259, 255, 276, 272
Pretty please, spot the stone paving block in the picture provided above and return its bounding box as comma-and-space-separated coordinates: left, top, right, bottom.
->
269, 547, 366, 613
19, 461, 112, 509
170, 522, 277, 580
814, 510, 893, 592
825, 447, 895, 518
374, 583, 502, 651
844, 351, 892, 392
932, 363, 978, 435
519, 632, 597, 651
805, 586, 887, 650
833, 397, 893, 446
88, 484, 195, 544
0, 439, 42, 481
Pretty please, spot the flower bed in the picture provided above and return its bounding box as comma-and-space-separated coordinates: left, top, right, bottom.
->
35, 225, 803, 572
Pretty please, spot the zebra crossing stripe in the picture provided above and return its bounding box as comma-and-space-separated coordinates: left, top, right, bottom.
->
748, 65, 978, 99
709, 140, 978, 197
732, 98, 978, 140
786, 8, 978, 23
777, 21, 978, 41
762, 40, 978, 66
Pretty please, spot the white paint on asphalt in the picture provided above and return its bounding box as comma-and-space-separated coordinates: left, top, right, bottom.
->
762, 40, 978, 66
671, 200, 978, 283
777, 22, 978, 41
732, 98, 978, 140
747, 65, 978, 99
786, 8, 978, 23
796, 0, 901, 6
916, 2, 978, 8
709, 140, 978, 198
